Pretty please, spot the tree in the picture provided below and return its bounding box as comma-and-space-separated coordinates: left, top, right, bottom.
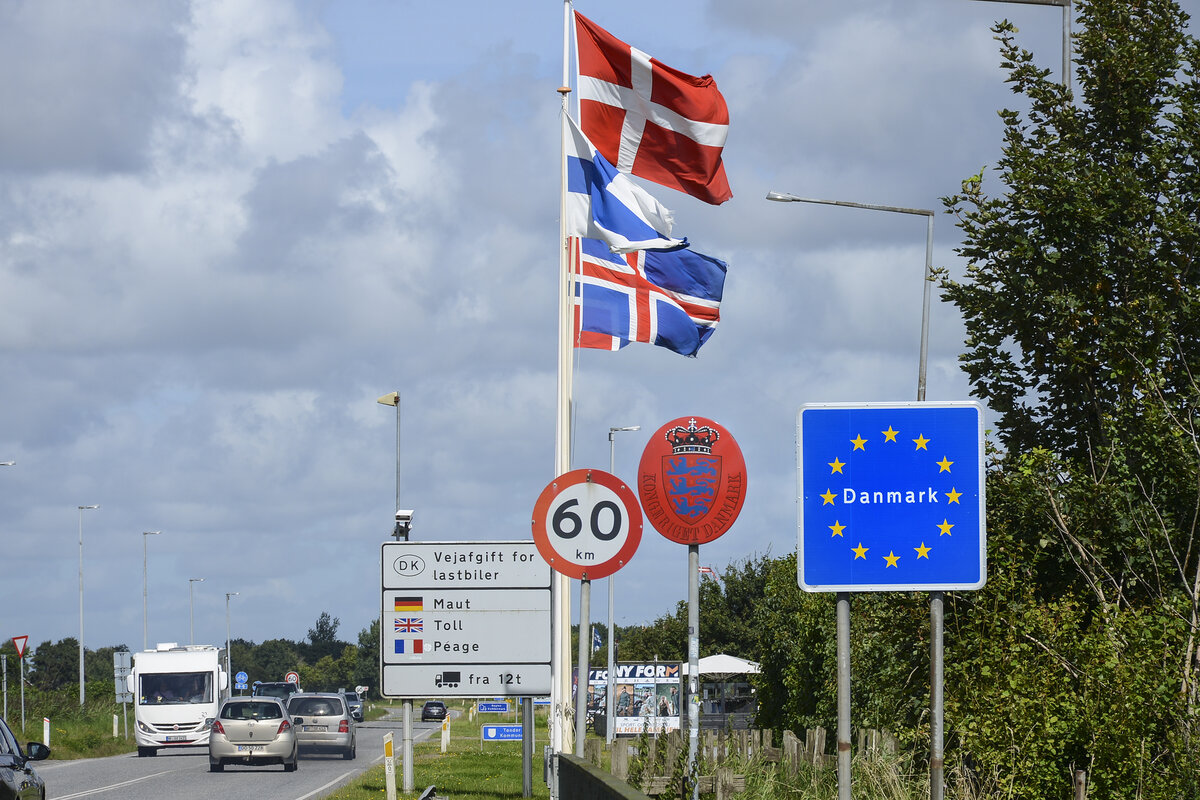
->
934, 1, 1200, 794
305, 611, 349, 663
941, 0, 1200, 462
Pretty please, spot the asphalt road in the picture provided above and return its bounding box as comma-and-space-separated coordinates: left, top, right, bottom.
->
37, 710, 443, 800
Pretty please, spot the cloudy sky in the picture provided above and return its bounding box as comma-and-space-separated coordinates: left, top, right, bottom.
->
4, 0, 1196, 665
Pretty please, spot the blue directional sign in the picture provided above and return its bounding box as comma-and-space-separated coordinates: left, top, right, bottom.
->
478, 701, 510, 713
798, 402, 986, 592
482, 725, 523, 741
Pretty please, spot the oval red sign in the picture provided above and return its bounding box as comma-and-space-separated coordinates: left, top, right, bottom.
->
637, 416, 747, 545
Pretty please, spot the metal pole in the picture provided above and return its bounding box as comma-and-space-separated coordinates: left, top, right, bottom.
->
554, 0, 575, 758
836, 592, 851, 800
606, 425, 639, 746
523, 697, 534, 797
574, 578, 591, 756
687, 545, 700, 800
189, 578, 205, 645
143, 531, 160, 651
78, 504, 98, 707
970, 0, 1071, 89
2, 654, 6, 720
402, 699, 414, 793
931, 592, 945, 800
20, 656, 26, 732
225, 592, 238, 687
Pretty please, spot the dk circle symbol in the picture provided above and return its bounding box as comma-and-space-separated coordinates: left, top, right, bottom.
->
531, 468, 642, 580
393, 554, 426, 577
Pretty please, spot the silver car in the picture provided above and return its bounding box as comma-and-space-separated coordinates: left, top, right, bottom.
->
208, 696, 298, 772
286, 693, 356, 759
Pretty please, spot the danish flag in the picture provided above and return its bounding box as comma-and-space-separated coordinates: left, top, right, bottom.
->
575, 11, 732, 205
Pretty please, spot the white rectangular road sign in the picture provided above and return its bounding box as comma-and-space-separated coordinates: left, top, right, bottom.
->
381, 663, 551, 698
380, 540, 551, 699
385, 590, 550, 664
383, 542, 549, 590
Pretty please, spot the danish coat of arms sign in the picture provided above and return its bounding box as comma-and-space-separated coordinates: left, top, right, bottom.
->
637, 416, 747, 545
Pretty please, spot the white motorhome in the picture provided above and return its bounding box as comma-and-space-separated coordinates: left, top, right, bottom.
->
128, 643, 229, 757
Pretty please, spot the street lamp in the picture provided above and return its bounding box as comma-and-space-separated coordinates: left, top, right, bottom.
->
767, 190, 938, 800
77, 505, 99, 706
606, 424, 640, 745
765, 191, 934, 402
225, 592, 239, 688
189, 578, 205, 645
972, 0, 1072, 91
376, 391, 410, 541
142, 532, 161, 651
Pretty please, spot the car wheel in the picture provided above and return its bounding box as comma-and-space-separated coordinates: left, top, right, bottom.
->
209, 761, 223, 772
343, 741, 355, 760
284, 752, 298, 772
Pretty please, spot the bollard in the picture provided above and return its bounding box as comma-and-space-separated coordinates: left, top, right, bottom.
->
43, 718, 50, 746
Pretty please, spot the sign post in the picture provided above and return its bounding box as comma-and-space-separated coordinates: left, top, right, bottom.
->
382, 540, 552, 795
532, 468, 643, 758
113, 651, 132, 738
638, 416, 747, 800
798, 401, 986, 800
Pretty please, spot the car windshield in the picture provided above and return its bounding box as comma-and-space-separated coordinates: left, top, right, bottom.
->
139, 671, 213, 705
222, 701, 282, 720
289, 698, 341, 716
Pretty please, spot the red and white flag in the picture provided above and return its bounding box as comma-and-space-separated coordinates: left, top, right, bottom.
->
575, 11, 732, 206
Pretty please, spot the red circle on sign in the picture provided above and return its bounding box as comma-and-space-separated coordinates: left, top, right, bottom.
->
638, 416, 747, 545
531, 468, 643, 580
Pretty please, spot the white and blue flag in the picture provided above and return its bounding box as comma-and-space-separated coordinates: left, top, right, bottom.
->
565, 115, 686, 254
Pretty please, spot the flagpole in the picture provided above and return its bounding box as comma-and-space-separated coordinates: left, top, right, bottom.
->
554, 0, 576, 757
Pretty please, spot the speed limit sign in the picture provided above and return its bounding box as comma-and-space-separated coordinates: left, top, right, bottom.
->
531, 468, 642, 580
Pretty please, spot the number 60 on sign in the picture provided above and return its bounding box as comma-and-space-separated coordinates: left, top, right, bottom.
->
531, 468, 643, 580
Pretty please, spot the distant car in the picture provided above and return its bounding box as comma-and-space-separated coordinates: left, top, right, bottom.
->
421, 701, 447, 722
0, 715, 50, 799
208, 696, 298, 772
341, 690, 364, 722
252, 682, 301, 702
287, 693, 356, 760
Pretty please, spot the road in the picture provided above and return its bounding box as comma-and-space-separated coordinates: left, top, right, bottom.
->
38, 710, 444, 800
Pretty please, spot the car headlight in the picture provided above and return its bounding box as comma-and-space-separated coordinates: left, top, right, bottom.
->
137, 720, 153, 733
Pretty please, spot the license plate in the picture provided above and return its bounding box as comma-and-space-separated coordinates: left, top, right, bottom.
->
236, 745, 261, 752
302, 725, 327, 732
165, 736, 186, 742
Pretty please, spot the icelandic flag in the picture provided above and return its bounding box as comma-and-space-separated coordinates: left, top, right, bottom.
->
573, 236, 726, 356
565, 115, 686, 254
575, 11, 732, 205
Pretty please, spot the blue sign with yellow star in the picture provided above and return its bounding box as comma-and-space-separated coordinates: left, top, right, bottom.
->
798, 402, 986, 592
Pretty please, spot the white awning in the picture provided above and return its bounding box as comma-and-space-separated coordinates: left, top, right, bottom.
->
681, 653, 760, 678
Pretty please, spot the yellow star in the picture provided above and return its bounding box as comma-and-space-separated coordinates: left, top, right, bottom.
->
915, 542, 931, 559
884, 551, 900, 568
828, 457, 845, 474
820, 489, 837, 506
829, 520, 846, 537
882, 426, 898, 442
937, 456, 953, 473
851, 434, 867, 451
913, 434, 930, 450
945, 487, 962, 504
937, 519, 954, 536
852, 542, 868, 560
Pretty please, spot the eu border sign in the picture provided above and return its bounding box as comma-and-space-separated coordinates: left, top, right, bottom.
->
798, 402, 986, 592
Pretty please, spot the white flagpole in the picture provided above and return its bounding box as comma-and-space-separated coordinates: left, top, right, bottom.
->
553, 0, 575, 756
